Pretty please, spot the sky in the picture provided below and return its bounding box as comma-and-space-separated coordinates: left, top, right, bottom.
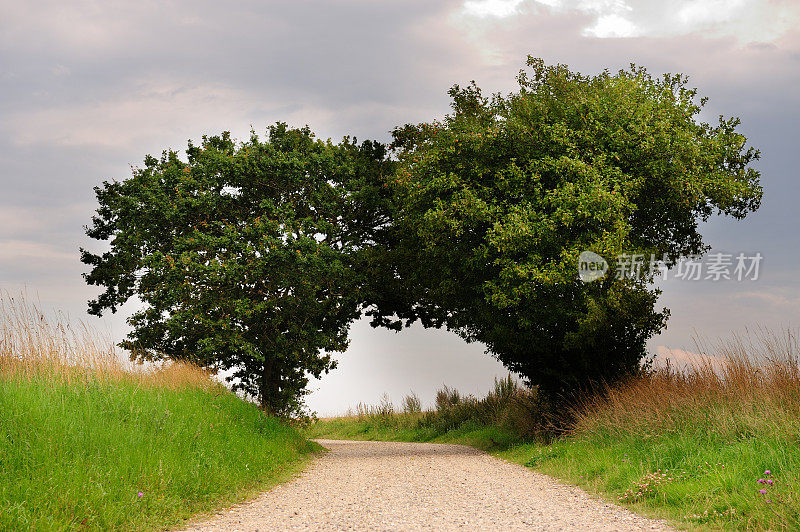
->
1, 0, 798, 415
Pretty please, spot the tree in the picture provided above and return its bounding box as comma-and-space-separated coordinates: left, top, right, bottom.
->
370, 57, 762, 403
82, 124, 393, 415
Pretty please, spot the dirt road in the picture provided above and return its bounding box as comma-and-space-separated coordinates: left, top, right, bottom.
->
181, 439, 674, 531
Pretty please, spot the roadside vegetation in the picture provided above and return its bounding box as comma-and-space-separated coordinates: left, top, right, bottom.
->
308, 329, 800, 530
308, 376, 546, 451
0, 295, 317, 531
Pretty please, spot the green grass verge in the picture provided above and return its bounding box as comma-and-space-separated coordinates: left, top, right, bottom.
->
515, 430, 800, 530
0, 375, 319, 531
307, 416, 524, 452
308, 416, 800, 530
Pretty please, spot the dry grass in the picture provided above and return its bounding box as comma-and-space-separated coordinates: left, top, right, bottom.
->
574, 328, 800, 438
0, 291, 215, 390
347, 393, 398, 419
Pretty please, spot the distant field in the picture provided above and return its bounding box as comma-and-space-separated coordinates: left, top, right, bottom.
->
0, 296, 318, 531
308, 330, 800, 530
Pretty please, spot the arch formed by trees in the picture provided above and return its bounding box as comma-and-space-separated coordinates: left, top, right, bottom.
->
82, 58, 761, 415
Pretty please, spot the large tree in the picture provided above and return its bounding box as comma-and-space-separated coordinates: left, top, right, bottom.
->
369, 57, 762, 403
82, 124, 393, 415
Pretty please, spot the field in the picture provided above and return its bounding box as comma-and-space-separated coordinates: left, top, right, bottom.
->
308, 330, 800, 530
0, 296, 317, 531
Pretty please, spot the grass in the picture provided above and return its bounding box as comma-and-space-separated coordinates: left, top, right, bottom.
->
308, 329, 800, 530
308, 378, 542, 451
306, 379, 540, 452
308, 415, 524, 452
0, 294, 318, 531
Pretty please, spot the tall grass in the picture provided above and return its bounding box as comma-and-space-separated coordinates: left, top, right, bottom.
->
575, 328, 800, 439
419, 376, 547, 439
0, 293, 316, 531
0, 292, 211, 389
308, 375, 547, 450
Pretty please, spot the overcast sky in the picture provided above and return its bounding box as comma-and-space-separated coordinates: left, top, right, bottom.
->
2, 0, 798, 414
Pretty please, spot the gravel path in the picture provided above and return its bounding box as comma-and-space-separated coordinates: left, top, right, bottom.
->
181, 439, 675, 531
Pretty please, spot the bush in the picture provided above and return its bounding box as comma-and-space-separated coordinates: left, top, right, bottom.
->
414, 376, 549, 440
402, 392, 422, 414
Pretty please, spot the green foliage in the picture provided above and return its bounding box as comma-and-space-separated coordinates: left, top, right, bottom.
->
309, 376, 547, 447
371, 57, 762, 400
82, 124, 394, 414
0, 374, 316, 531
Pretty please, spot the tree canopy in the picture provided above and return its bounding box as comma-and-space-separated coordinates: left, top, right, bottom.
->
82, 124, 393, 415
368, 57, 762, 402
83, 57, 762, 413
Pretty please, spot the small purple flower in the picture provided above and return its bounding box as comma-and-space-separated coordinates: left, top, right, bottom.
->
765, 470, 771, 476
757, 479, 766, 484
766, 479, 774, 485
137, 492, 144, 498
759, 489, 767, 495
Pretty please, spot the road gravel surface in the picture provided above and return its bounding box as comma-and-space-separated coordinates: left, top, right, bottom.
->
181, 439, 674, 531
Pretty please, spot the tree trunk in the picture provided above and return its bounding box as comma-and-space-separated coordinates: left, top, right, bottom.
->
260, 357, 281, 415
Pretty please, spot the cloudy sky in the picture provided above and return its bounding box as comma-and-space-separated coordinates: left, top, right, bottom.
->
2, 0, 798, 414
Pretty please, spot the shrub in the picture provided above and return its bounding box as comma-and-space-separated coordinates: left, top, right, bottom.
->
402, 392, 422, 414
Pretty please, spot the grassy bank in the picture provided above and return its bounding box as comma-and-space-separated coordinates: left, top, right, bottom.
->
308, 414, 523, 451
309, 330, 800, 530
308, 377, 541, 452
0, 296, 317, 531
